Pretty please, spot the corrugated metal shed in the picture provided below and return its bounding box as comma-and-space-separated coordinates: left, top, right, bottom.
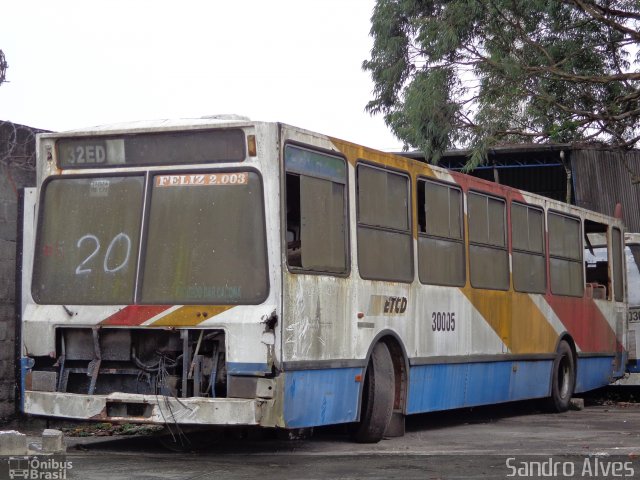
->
399, 145, 571, 203
399, 145, 640, 231
572, 149, 640, 232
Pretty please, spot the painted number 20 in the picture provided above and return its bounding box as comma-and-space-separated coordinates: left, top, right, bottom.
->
76, 233, 132, 275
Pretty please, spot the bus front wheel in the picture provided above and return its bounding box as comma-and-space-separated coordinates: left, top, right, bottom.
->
351, 342, 395, 443
547, 340, 576, 412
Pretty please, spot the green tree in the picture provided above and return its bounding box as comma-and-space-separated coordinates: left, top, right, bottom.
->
364, 0, 640, 167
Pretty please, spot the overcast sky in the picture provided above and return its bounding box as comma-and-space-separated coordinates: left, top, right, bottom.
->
0, 0, 404, 151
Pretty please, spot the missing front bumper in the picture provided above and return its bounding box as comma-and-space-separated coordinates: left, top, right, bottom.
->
24, 391, 270, 426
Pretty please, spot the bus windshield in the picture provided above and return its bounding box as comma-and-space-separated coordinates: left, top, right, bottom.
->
32, 171, 268, 305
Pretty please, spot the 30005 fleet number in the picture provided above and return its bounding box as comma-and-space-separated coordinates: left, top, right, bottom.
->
432, 312, 456, 332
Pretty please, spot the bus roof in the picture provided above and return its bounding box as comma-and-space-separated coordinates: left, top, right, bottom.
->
35, 118, 625, 230
37, 116, 257, 138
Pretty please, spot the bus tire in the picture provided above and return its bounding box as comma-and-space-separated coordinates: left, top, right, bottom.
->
547, 340, 576, 413
351, 342, 395, 443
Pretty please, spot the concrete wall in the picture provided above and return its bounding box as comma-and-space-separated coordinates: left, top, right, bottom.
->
0, 121, 40, 421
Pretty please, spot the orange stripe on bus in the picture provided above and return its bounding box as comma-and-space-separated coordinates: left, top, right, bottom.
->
460, 287, 559, 353
150, 305, 235, 326
329, 138, 433, 175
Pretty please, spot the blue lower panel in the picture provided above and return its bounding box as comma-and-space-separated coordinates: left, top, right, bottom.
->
407, 360, 553, 414
282, 357, 615, 427
575, 356, 615, 393
284, 368, 363, 428
628, 360, 640, 374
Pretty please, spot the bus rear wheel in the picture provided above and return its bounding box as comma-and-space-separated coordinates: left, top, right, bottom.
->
351, 342, 395, 443
547, 340, 576, 412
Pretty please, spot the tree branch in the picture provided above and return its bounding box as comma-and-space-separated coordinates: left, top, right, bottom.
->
565, 0, 640, 41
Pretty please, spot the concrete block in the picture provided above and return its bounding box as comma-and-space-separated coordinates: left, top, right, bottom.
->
0, 404, 13, 418
0, 430, 27, 455
0, 304, 15, 319
31, 370, 56, 392
0, 343, 12, 360
11, 168, 36, 190
0, 203, 17, 242
569, 398, 585, 410
0, 239, 16, 261
0, 260, 15, 303
384, 412, 406, 437
0, 380, 15, 401
0, 358, 13, 378
42, 429, 65, 453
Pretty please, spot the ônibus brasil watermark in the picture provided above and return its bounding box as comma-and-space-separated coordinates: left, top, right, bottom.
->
3, 456, 73, 480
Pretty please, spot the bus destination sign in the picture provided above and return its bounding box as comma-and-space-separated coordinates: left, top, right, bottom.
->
57, 129, 246, 168
60, 141, 108, 165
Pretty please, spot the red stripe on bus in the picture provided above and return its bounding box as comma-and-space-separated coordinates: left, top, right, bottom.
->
448, 171, 527, 203
101, 305, 171, 326
545, 295, 620, 352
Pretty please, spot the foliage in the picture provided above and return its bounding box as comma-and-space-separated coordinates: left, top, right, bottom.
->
0, 120, 40, 172
363, 0, 640, 167
0, 49, 7, 86
62, 422, 163, 437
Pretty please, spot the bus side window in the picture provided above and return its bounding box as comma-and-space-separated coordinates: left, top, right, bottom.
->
417, 179, 465, 286
356, 164, 413, 282
511, 203, 546, 294
549, 212, 583, 297
583, 220, 621, 301
468, 192, 509, 290
284, 145, 348, 274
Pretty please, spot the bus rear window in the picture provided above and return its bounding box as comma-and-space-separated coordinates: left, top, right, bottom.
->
32, 176, 144, 304
140, 171, 268, 304
33, 171, 268, 305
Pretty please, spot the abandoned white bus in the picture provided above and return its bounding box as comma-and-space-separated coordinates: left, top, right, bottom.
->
625, 233, 640, 373
586, 232, 640, 375
19, 118, 627, 443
